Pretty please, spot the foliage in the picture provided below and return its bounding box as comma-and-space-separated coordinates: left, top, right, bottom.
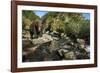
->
22, 10, 90, 43
22, 10, 40, 30
42, 12, 65, 33
42, 12, 90, 43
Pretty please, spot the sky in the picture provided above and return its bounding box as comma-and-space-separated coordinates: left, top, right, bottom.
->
82, 13, 90, 20
34, 11, 90, 20
34, 11, 47, 18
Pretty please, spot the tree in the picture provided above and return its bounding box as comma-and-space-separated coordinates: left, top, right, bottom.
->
79, 20, 90, 44
42, 12, 90, 43
22, 10, 40, 30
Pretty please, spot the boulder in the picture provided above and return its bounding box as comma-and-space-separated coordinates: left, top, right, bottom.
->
77, 39, 85, 44
63, 51, 76, 60
22, 39, 34, 51
32, 34, 53, 45
22, 31, 30, 40
57, 49, 69, 57
52, 37, 59, 40
75, 47, 90, 59
63, 45, 71, 49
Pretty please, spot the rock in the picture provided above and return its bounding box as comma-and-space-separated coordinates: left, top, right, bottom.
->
49, 40, 60, 52
77, 39, 85, 44
61, 33, 64, 37
63, 45, 71, 49
32, 34, 53, 45
84, 45, 90, 53
46, 31, 49, 34
50, 31, 60, 37
22, 39, 33, 51
22, 31, 30, 40
22, 45, 39, 56
28, 45, 39, 51
65, 37, 69, 40
52, 37, 59, 40
42, 34, 53, 41
63, 51, 76, 60
75, 47, 90, 59
23, 45, 50, 62
57, 49, 69, 57
77, 39, 87, 50
50, 50, 62, 60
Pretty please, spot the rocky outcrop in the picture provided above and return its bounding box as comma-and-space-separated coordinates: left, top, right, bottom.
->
22, 34, 90, 62
32, 34, 53, 45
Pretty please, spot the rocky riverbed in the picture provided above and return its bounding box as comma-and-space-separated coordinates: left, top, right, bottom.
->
22, 33, 90, 62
